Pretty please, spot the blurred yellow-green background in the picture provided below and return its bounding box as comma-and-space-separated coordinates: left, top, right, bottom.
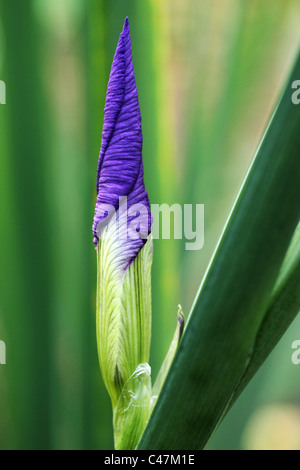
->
0, 0, 299, 450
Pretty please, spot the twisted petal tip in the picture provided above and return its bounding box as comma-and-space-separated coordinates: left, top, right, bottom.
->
92, 17, 151, 269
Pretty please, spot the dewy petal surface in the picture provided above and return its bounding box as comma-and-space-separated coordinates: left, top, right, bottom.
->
93, 17, 151, 268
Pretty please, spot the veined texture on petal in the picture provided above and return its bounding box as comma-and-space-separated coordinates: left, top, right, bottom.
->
93, 17, 151, 269
96, 218, 152, 407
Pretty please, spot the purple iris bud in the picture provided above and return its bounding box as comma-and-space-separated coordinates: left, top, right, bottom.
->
92, 17, 151, 268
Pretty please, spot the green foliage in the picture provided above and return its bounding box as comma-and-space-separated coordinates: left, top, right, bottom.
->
138, 53, 300, 449
113, 363, 151, 450
0, 0, 299, 450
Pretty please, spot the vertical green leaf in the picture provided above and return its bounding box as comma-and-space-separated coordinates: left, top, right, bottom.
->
139, 50, 300, 450
0, 0, 52, 449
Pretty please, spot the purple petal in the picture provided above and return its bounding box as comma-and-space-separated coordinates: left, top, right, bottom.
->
93, 17, 151, 268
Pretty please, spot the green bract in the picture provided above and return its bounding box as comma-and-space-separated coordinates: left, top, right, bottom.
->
113, 363, 151, 450
96, 213, 153, 448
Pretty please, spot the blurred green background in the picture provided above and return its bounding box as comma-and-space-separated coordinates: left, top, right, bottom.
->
0, 0, 299, 450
